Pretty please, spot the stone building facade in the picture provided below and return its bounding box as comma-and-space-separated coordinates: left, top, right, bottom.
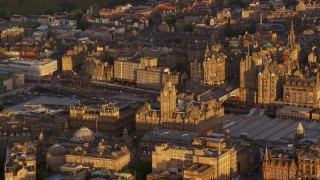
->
151, 135, 237, 180
62, 44, 88, 72
70, 102, 139, 137
240, 21, 300, 107
0, 26, 24, 46
65, 145, 131, 171
136, 81, 224, 136
257, 63, 286, 106
5, 134, 44, 180
46, 144, 66, 172
113, 57, 157, 83
84, 54, 113, 81
283, 77, 320, 108
189, 43, 227, 93
297, 149, 320, 179
136, 67, 179, 89
203, 44, 226, 86
296, 0, 320, 16
262, 148, 297, 180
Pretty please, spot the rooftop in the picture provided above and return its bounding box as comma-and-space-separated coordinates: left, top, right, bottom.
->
0, 58, 57, 67
223, 109, 320, 141
278, 106, 313, 113
4, 96, 79, 112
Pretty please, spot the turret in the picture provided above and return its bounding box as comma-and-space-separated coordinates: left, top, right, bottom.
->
295, 121, 305, 140
296, 122, 304, 135
205, 43, 211, 59
264, 146, 269, 161
123, 127, 128, 138
288, 19, 295, 48
39, 132, 44, 143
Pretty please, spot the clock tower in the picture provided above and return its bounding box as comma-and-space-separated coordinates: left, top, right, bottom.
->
160, 81, 177, 121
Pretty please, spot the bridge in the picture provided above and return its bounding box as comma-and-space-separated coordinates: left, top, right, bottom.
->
90, 81, 160, 95
198, 87, 240, 103
218, 88, 240, 103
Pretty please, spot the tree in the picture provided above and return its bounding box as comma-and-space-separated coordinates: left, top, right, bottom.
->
59, 1, 76, 11
183, 23, 193, 32
77, 19, 92, 31
148, 18, 153, 26
0, 156, 4, 179
0, 8, 11, 20
166, 15, 177, 24
124, 160, 152, 180
68, 9, 83, 20
246, 22, 257, 34
0, 103, 3, 112
16, 0, 24, 5
104, 56, 115, 65
176, 2, 188, 9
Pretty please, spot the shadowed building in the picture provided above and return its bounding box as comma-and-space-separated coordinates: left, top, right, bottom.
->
70, 102, 139, 137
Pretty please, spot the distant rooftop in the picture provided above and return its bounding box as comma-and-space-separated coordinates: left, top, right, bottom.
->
1, 58, 57, 67
4, 96, 79, 112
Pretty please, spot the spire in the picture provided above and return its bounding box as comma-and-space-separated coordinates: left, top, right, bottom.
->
205, 42, 210, 58
264, 146, 269, 161
288, 18, 295, 47
95, 119, 98, 133
39, 131, 44, 142
260, 12, 263, 25
296, 121, 304, 135
218, 139, 221, 155
123, 127, 128, 138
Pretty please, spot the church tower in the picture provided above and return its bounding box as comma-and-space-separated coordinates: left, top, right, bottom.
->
288, 19, 295, 48
160, 81, 177, 121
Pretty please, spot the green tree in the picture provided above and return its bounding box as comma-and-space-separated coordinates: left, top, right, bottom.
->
92, 3, 100, 8
183, 23, 193, 32
0, 8, 11, 20
173, 63, 188, 74
104, 56, 115, 65
0, 102, 3, 112
246, 22, 257, 34
148, 18, 153, 26
59, 1, 76, 11
17, 0, 24, 5
77, 19, 92, 31
68, 8, 83, 20
0, 156, 4, 179
124, 160, 152, 180
176, 2, 188, 9
166, 15, 177, 24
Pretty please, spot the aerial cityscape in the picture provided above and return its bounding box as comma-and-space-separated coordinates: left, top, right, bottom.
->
0, 0, 319, 179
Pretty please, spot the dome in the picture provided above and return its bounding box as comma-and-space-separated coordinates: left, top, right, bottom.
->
48, 144, 66, 154
72, 127, 95, 142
